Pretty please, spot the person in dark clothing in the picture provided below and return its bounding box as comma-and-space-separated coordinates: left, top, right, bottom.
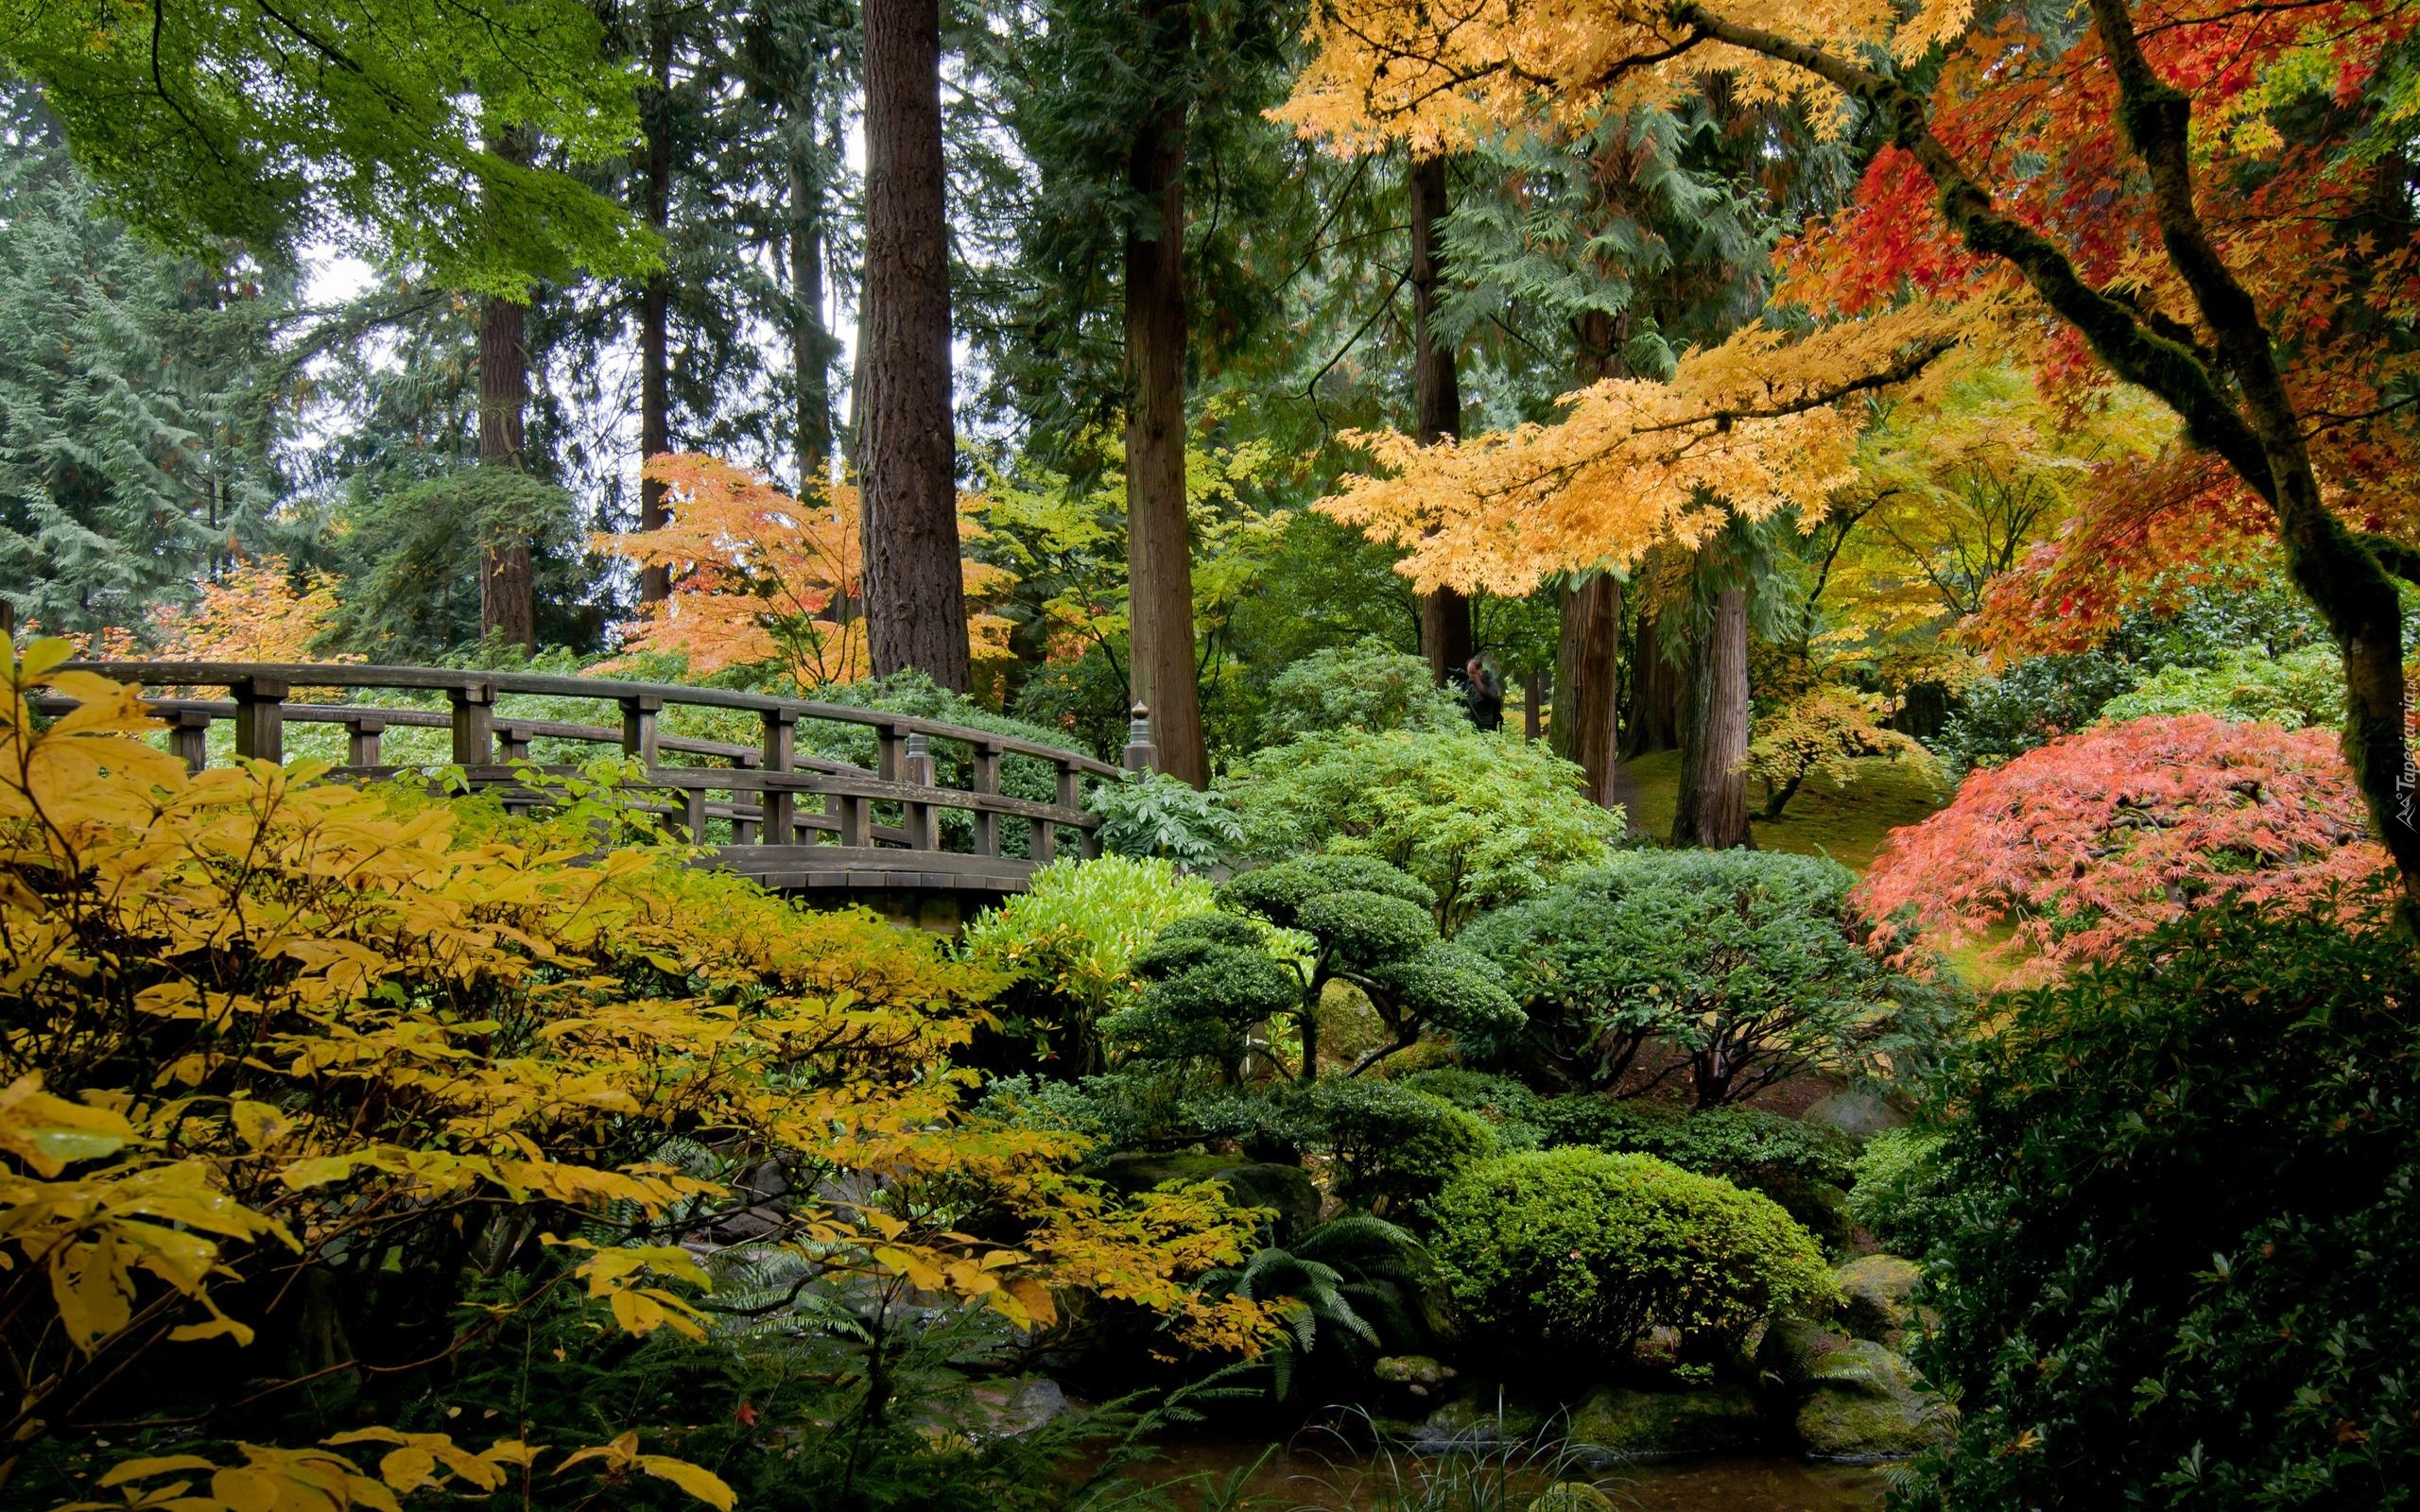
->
1463, 655, 1504, 731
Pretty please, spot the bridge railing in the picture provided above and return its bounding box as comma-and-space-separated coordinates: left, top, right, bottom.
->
50, 662, 1117, 886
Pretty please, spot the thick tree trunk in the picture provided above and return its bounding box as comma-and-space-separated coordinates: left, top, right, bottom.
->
788, 121, 835, 479
860, 0, 970, 690
476, 290, 535, 653
638, 10, 673, 605
1556, 310, 1634, 818
1408, 151, 1473, 685
1672, 586, 1750, 850
1623, 599, 1685, 758
1555, 573, 1626, 811
1123, 0, 1204, 784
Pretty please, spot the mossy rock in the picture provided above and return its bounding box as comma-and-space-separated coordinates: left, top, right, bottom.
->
1802, 1339, 1918, 1399
1374, 1354, 1457, 1388
1411, 1390, 1547, 1450
1528, 1484, 1616, 1512
1756, 1317, 1856, 1388
1567, 1383, 1767, 1463
1100, 1154, 1320, 1242
1795, 1383, 1950, 1460
1834, 1254, 1922, 1341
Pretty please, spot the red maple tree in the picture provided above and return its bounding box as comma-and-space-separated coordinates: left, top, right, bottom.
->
1856, 714, 2390, 981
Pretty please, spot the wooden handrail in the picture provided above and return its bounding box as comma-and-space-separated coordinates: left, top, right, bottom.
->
60, 662, 1123, 775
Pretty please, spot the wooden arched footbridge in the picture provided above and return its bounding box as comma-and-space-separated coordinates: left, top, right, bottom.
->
50, 662, 1138, 923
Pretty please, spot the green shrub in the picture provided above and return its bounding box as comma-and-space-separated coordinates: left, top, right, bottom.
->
1220, 854, 1523, 1077
1900, 894, 2420, 1510
1102, 914, 1301, 1079
2098, 643, 2340, 730
1428, 1148, 1838, 1356
1087, 769, 1245, 868
960, 856, 1216, 1074
1293, 1077, 1497, 1213
1845, 1127, 1950, 1258
1530, 1099, 1856, 1189
1462, 850, 1951, 1106
1262, 637, 1470, 741
1224, 728, 1620, 932
1529, 1098, 1857, 1250
1396, 1068, 1547, 1149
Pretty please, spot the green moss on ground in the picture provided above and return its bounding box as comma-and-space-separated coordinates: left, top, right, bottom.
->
1615, 751, 1947, 875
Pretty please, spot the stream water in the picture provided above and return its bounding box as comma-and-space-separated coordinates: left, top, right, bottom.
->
1125, 1435, 1890, 1510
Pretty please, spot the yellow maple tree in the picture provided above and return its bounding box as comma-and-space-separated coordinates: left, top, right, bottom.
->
1314, 301, 1983, 594
147, 558, 353, 663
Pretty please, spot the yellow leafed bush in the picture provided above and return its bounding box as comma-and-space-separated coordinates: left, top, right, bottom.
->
0, 639, 1266, 1503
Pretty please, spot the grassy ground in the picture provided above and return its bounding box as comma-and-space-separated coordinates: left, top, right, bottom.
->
1616, 749, 1951, 873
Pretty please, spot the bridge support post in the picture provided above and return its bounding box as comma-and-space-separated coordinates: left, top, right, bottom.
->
170, 709, 213, 774
232, 677, 287, 765
450, 682, 495, 766
760, 709, 798, 846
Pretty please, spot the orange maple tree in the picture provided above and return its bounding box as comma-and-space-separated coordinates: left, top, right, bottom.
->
596, 455, 1012, 689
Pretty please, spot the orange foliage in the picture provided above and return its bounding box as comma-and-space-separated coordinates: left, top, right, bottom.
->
1313, 302, 1980, 593
1285, 0, 2420, 636
1856, 715, 2390, 981
147, 557, 351, 663
596, 455, 1014, 689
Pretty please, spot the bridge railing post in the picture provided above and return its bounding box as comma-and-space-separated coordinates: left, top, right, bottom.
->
450, 681, 495, 767
232, 677, 286, 765
344, 713, 387, 767
971, 739, 1003, 857
620, 696, 662, 767
1122, 702, 1158, 773
170, 709, 213, 774
759, 708, 797, 846
902, 732, 937, 850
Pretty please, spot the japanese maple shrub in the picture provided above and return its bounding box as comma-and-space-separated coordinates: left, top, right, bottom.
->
1858, 713, 2388, 981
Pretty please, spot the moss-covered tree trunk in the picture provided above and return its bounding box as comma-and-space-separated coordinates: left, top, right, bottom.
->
1123, 0, 1204, 783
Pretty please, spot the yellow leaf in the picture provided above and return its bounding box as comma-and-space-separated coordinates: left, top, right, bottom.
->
168, 1317, 256, 1346
377, 1446, 435, 1494
98, 1456, 221, 1486
233, 1101, 297, 1152
635, 1455, 737, 1512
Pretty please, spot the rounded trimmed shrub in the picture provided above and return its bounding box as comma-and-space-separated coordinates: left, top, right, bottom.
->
1292, 1076, 1496, 1211
1428, 1147, 1837, 1354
